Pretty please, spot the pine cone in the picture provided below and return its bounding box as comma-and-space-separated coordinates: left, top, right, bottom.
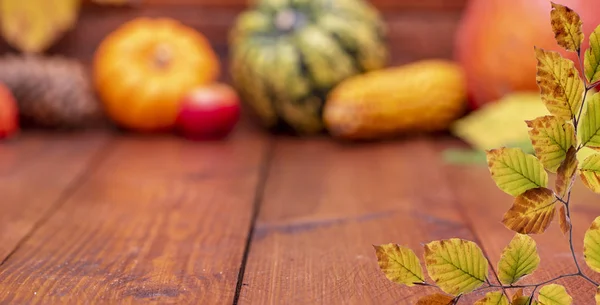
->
0, 54, 105, 129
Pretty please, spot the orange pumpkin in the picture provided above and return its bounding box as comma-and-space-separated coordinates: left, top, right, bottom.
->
93, 18, 220, 131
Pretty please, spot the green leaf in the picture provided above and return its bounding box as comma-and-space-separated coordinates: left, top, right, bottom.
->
555, 147, 578, 198
579, 92, 600, 149
373, 243, 424, 286
535, 47, 584, 121
486, 147, 548, 196
526, 115, 576, 172
423, 238, 488, 296
474, 292, 509, 305
497, 233, 540, 285
550, 2, 584, 52
579, 154, 600, 193
416, 293, 455, 305
584, 216, 600, 273
538, 284, 572, 305
502, 188, 557, 234
585, 25, 600, 84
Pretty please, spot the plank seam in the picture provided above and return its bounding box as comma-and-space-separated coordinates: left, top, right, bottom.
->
232, 139, 275, 305
0, 138, 115, 268
437, 144, 506, 288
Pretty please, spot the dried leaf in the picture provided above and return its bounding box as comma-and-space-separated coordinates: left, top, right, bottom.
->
538, 284, 573, 305
555, 147, 578, 197
502, 188, 557, 234
497, 234, 540, 285
558, 205, 571, 235
579, 92, 600, 150
584, 216, 600, 273
424, 238, 488, 296
474, 292, 509, 305
579, 153, 600, 193
486, 147, 548, 196
585, 25, 600, 84
373, 244, 424, 286
535, 47, 584, 121
512, 289, 534, 305
416, 293, 455, 305
526, 115, 576, 173
0, 0, 80, 53
550, 2, 583, 52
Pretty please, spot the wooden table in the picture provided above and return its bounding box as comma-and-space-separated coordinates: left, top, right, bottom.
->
1, 122, 599, 304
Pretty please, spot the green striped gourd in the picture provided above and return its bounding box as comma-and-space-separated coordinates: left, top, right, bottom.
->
229, 0, 388, 134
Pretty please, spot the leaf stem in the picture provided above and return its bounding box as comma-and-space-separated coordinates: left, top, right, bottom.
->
491, 268, 510, 300
554, 195, 568, 204
575, 50, 591, 131
564, 192, 583, 275
575, 88, 589, 131
452, 294, 462, 305
413, 282, 435, 287
528, 285, 538, 305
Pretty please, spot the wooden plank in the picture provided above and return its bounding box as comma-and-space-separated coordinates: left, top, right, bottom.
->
0, 132, 110, 263
0, 124, 270, 304
439, 140, 600, 303
238, 138, 487, 304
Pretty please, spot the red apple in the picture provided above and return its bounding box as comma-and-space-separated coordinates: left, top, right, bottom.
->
0, 82, 18, 139
176, 83, 241, 140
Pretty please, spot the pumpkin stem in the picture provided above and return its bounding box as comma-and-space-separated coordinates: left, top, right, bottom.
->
153, 44, 172, 69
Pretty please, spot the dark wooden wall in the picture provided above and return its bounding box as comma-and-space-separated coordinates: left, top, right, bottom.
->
0, 0, 468, 67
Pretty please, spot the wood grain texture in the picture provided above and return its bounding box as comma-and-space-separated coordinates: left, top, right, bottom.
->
0, 132, 109, 264
438, 140, 600, 303
237, 137, 486, 304
0, 125, 270, 304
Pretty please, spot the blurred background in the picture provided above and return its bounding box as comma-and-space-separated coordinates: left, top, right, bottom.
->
0, 0, 598, 157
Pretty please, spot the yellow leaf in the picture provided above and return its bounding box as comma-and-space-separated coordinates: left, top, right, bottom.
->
497, 233, 540, 285
486, 147, 548, 196
584, 216, 600, 273
0, 0, 80, 53
558, 205, 571, 235
423, 238, 488, 296
585, 25, 600, 84
596, 287, 600, 305
579, 92, 600, 150
550, 2, 583, 52
416, 293, 455, 305
538, 284, 573, 305
526, 115, 576, 173
535, 47, 584, 121
373, 243, 424, 286
579, 154, 600, 193
512, 289, 535, 305
555, 147, 578, 197
451, 93, 550, 151
474, 292, 509, 305
502, 188, 557, 234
